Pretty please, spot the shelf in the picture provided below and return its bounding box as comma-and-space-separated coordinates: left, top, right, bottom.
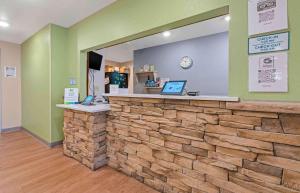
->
135, 71, 157, 75
144, 87, 162, 89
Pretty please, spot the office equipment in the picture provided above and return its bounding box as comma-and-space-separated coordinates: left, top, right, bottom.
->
187, 91, 199, 96
81, 95, 94, 106
160, 80, 187, 95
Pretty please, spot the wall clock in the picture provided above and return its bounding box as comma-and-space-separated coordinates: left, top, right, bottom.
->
180, 56, 193, 69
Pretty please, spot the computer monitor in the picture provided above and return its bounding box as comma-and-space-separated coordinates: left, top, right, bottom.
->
160, 80, 187, 95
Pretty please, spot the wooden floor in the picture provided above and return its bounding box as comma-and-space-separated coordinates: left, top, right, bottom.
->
0, 131, 158, 193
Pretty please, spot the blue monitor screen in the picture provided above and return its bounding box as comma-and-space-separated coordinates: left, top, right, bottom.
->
82, 95, 94, 105
161, 81, 186, 95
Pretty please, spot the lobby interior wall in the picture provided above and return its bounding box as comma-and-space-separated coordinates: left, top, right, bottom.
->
133, 32, 229, 95
50, 24, 68, 142
66, 0, 230, 98
21, 25, 51, 142
0, 41, 21, 130
229, 0, 300, 101
21, 24, 68, 143
20, 0, 300, 143
67, 0, 300, 101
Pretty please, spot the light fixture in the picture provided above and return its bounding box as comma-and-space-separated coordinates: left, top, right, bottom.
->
0, 21, 10, 28
225, 15, 231, 22
162, 31, 171, 37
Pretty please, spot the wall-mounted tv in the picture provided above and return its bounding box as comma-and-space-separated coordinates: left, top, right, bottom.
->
88, 51, 103, 70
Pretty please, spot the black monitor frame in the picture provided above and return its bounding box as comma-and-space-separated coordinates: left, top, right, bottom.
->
160, 80, 187, 95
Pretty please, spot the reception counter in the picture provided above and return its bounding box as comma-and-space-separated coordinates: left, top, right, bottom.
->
58, 95, 300, 193
103, 94, 300, 193
57, 104, 110, 170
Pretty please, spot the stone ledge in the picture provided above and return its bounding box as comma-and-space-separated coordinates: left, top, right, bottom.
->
226, 101, 300, 114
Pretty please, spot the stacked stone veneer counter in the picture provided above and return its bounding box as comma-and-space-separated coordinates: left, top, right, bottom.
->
58, 104, 110, 170
105, 95, 300, 193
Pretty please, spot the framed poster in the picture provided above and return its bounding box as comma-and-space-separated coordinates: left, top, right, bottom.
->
248, 32, 289, 54
248, 0, 288, 35
4, 66, 17, 78
249, 52, 288, 92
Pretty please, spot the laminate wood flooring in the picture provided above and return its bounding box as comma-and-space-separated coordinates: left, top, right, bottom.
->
0, 131, 159, 193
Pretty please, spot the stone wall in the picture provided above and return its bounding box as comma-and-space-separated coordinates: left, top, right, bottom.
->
106, 97, 300, 193
63, 109, 107, 170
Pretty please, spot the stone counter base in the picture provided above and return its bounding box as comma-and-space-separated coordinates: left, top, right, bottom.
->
63, 109, 107, 170
107, 97, 300, 193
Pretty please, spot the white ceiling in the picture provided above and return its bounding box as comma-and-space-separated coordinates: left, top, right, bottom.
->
101, 15, 229, 62
0, 0, 116, 44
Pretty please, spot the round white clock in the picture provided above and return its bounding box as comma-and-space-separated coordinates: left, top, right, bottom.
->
180, 56, 193, 69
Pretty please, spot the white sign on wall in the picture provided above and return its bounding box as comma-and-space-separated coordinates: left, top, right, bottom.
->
249, 52, 288, 92
4, 66, 17, 78
249, 32, 289, 54
248, 0, 288, 35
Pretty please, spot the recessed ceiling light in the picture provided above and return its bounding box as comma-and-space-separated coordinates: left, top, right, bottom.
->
0, 21, 10, 28
162, 31, 171, 37
225, 15, 231, 22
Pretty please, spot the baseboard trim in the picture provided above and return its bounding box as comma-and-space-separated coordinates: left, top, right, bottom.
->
0, 127, 22, 133
21, 127, 63, 148
49, 140, 63, 148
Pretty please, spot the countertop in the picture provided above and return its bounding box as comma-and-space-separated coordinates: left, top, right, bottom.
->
103, 94, 239, 102
56, 104, 110, 113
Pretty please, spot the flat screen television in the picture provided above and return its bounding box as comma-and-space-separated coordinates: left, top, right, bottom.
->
88, 51, 103, 70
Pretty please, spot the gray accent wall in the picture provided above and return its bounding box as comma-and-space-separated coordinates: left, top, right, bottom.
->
133, 32, 228, 95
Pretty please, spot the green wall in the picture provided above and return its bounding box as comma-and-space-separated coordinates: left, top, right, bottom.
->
50, 25, 68, 142
21, 24, 67, 143
66, 0, 230, 98
22, 25, 51, 142
229, 0, 300, 101
66, 0, 300, 101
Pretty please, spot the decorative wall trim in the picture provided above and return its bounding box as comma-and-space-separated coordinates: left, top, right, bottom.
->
21, 127, 63, 148
48, 140, 63, 148
0, 126, 22, 133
